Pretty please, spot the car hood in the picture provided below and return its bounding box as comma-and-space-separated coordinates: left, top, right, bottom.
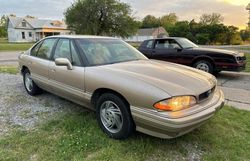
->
191, 47, 237, 56
101, 60, 216, 97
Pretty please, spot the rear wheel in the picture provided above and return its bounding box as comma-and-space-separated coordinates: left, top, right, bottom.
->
23, 69, 42, 95
193, 60, 213, 73
96, 93, 134, 139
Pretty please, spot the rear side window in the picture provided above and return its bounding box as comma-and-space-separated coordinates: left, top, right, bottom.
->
36, 38, 57, 59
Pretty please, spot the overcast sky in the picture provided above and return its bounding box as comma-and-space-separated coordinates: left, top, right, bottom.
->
0, 0, 249, 29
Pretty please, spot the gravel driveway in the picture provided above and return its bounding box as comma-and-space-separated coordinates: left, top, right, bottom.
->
0, 73, 85, 136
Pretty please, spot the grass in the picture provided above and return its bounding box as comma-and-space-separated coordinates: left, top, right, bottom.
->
0, 106, 249, 161
0, 43, 34, 52
0, 38, 34, 51
244, 53, 250, 72
0, 66, 18, 74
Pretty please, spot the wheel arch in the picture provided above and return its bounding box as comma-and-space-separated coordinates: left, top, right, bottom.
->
191, 56, 215, 68
91, 88, 130, 110
21, 65, 29, 75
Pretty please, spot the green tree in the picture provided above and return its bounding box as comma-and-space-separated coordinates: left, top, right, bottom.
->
64, 0, 139, 37
199, 13, 224, 25
167, 21, 190, 37
160, 13, 178, 30
195, 33, 210, 44
141, 15, 159, 28
240, 30, 250, 41
0, 15, 7, 38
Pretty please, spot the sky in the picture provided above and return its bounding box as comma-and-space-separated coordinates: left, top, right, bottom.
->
0, 0, 249, 29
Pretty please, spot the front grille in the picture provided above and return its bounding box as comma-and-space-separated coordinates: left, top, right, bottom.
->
198, 86, 216, 102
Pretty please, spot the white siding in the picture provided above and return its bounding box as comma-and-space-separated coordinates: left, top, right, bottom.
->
124, 36, 155, 42
8, 29, 36, 42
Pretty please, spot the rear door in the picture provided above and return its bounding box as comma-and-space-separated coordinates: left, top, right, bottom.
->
48, 38, 88, 105
152, 39, 182, 63
28, 38, 57, 91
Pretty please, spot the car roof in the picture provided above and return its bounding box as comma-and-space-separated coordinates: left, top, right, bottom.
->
146, 37, 185, 41
46, 35, 118, 39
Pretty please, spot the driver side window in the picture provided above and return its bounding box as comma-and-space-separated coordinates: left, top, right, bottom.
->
53, 39, 82, 66
54, 39, 71, 61
155, 39, 180, 49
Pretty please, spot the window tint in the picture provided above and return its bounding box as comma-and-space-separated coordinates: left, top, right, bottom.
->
155, 39, 180, 49
54, 39, 71, 61
70, 41, 81, 66
146, 40, 153, 48
37, 38, 57, 59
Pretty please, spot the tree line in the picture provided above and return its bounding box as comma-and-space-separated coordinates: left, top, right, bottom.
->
140, 13, 249, 45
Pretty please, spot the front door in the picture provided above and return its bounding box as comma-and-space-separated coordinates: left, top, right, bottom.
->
152, 39, 182, 63
48, 39, 88, 105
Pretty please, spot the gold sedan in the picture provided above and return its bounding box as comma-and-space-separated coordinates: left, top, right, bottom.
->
18, 35, 224, 139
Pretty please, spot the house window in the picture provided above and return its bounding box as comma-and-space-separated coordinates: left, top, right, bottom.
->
29, 32, 32, 37
22, 21, 26, 27
22, 32, 25, 39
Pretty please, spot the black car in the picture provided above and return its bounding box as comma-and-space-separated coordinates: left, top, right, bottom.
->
138, 37, 246, 73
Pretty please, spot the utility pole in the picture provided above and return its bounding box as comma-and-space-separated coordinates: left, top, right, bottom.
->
247, 3, 250, 29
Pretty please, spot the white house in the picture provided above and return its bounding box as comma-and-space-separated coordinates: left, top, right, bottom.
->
124, 27, 169, 42
7, 16, 72, 42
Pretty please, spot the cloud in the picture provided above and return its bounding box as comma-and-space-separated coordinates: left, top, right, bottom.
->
0, 0, 248, 28
0, 0, 73, 20
124, 0, 249, 29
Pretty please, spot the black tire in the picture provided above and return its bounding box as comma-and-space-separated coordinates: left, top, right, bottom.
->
193, 60, 213, 73
23, 69, 42, 96
96, 93, 135, 139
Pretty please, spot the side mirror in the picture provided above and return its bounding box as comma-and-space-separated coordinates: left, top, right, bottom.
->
55, 58, 73, 70
174, 46, 182, 52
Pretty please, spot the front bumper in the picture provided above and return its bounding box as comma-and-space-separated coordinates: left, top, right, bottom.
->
131, 89, 225, 139
216, 62, 246, 72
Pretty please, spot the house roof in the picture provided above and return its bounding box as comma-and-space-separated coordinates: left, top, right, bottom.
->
8, 16, 68, 29
137, 27, 168, 36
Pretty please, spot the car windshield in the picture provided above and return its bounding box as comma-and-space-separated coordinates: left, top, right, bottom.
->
76, 38, 147, 66
176, 38, 198, 49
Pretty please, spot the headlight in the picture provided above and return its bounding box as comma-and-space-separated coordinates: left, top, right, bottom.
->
154, 96, 197, 111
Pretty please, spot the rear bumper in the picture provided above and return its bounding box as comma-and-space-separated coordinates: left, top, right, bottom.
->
131, 89, 225, 139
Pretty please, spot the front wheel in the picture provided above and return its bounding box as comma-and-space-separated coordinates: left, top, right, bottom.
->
193, 60, 213, 73
23, 69, 42, 95
96, 93, 134, 139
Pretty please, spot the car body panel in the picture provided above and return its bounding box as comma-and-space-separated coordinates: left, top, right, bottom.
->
18, 35, 225, 139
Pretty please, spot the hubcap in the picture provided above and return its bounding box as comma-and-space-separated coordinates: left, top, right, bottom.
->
25, 73, 33, 92
100, 101, 123, 133
196, 63, 209, 72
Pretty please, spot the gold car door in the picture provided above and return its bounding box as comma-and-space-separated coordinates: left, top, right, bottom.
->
48, 39, 90, 106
